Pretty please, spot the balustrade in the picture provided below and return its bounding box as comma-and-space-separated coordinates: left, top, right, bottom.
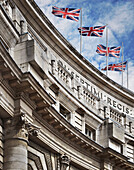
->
83, 86, 96, 106
109, 108, 122, 123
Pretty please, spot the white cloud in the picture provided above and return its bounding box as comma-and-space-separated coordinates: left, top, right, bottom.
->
35, 0, 58, 7
101, 1, 134, 38
126, 61, 134, 92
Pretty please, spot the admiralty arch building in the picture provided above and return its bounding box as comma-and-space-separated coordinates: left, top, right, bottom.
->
0, 0, 134, 169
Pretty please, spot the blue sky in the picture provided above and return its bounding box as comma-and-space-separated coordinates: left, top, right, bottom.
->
35, 0, 134, 92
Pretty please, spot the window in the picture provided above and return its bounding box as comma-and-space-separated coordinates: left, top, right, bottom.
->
110, 139, 121, 153
127, 143, 134, 162
60, 104, 70, 122
85, 125, 96, 141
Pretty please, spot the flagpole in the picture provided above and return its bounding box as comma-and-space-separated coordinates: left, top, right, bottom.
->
106, 26, 108, 76
80, 8, 82, 54
122, 42, 123, 86
127, 60, 128, 89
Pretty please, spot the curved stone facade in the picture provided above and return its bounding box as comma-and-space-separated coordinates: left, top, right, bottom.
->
0, 0, 134, 169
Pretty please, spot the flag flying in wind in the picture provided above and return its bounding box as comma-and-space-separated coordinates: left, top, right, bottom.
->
101, 61, 127, 71
96, 44, 121, 58
52, 6, 80, 22
78, 26, 106, 37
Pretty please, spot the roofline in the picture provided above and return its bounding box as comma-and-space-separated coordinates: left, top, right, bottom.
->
12, 0, 134, 99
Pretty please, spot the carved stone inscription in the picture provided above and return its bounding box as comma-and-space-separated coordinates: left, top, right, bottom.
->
50, 59, 133, 116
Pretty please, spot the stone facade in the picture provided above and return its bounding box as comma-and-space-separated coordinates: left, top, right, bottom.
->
0, 0, 134, 169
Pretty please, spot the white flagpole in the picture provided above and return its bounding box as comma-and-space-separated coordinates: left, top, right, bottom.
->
80, 8, 82, 54
122, 42, 123, 86
106, 26, 108, 76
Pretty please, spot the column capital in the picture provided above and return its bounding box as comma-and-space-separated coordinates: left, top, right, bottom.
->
4, 112, 40, 141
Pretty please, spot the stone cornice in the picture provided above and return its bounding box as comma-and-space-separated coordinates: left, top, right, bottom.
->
103, 147, 134, 169
0, 4, 19, 41
0, 41, 22, 80
47, 106, 103, 150
33, 105, 103, 158
22, 72, 56, 106
32, 117, 103, 169
32, 107, 134, 169
0, 40, 55, 105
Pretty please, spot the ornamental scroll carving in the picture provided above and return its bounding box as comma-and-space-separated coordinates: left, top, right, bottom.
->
20, 112, 40, 136
4, 112, 40, 141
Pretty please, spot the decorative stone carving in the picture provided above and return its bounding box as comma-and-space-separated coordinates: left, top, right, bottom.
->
51, 60, 56, 75
20, 20, 27, 34
21, 112, 40, 136
83, 86, 97, 106
60, 154, 70, 170
109, 107, 122, 123
1, 0, 9, 13
4, 112, 40, 141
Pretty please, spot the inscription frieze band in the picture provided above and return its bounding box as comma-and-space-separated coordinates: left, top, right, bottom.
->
51, 59, 133, 116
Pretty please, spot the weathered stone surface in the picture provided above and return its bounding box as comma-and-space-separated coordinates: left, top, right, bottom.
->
0, 0, 134, 169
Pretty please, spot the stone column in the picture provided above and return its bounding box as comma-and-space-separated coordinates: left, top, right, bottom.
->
3, 113, 40, 170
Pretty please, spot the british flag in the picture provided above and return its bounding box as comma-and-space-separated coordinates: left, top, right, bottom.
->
78, 26, 106, 37
101, 61, 127, 71
96, 44, 121, 58
52, 6, 80, 22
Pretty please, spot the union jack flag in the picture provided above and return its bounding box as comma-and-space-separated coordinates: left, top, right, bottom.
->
78, 26, 106, 37
52, 6, 80, 22
96, 44, 121, 58
101, 61, 127, 71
